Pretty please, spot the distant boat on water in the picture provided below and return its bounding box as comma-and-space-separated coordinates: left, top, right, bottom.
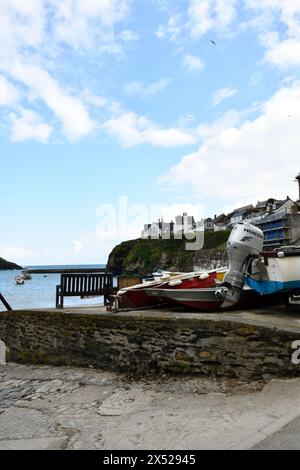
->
15, 275, 25, 285
21, 269, 32, 280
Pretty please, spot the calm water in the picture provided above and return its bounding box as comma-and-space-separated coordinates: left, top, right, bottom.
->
0, 265, 111, 310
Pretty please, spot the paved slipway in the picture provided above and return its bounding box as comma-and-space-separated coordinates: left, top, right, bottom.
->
1, 360, 300, 450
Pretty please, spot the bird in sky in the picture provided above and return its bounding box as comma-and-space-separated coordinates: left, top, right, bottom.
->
210, 40, 216, 46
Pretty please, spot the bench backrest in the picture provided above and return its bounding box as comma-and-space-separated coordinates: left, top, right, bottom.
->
60, 273, 113, 296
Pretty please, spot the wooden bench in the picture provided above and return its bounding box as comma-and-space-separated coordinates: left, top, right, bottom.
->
0, 293, 12, 311
56, 273, 114, 309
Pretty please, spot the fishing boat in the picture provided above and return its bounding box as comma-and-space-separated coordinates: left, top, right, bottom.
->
21, 269, 32, 280
116, 268, 227, 308
15, 275, 25, 285
145, 285, 283, 311
214, 221, 300, 308
116, 220, 300, 311
146, 286, 221, 310
117, 274, 174, 308
245, 246, 300, 295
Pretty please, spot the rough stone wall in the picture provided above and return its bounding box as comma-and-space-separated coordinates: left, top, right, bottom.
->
193, 248, 227, 271
0, 310, 299, 380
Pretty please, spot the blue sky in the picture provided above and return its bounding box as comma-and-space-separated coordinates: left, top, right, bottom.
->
1, 0, 300, 265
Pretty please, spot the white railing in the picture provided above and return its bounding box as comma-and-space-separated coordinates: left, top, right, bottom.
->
248, 208, 293, 225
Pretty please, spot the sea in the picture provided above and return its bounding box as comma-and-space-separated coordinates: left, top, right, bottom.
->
0, 265, 113, 310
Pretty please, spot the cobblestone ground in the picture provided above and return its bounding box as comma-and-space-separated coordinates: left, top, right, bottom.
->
1, 363, 300, 450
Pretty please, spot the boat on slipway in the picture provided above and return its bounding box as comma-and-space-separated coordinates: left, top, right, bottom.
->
115, 220, 300, 312
146, 285, 283, 311
116, 269, 227, 308
215, 222, 300, 308
245, 247, 300, 295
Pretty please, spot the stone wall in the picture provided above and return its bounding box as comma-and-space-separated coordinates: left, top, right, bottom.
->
0, 309, 300, 380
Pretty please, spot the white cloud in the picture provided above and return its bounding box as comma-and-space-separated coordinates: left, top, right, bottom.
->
82, 91, 107, 108
187, 0, 214, 38
196, 109, 246, 138
0, 75, 20, 105
49, 0, 130, 50
0, 0, 132, 57
154, 0, 170, 11
103, 111, 197, 147
212, 87, 237, 106
245, 1, 300, 67
0, 246, 33, 261
162, 81, 300, 204
265, 38, 300, 68
245, 0, 300, 32
183, 54, 205, 73
73, 240, 83, 255
8, 61, 95, 140
71, 232, 122, 261
188, 0, 238, 38
160, 203, 204, 222
155, 15, 183, 42
120, 29, 139, 42
10, 108, 53, 143
124, 78, 171, 97
157, 1, 300, 71
158, 0, 237, 43
0, 0, 131, 142
0, 0, 45, 56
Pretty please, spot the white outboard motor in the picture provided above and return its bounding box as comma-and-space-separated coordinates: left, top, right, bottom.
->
219, 222, 264, 308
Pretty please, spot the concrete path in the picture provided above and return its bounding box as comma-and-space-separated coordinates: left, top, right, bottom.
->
0, 363, 300, 450
252, 416, 300, 449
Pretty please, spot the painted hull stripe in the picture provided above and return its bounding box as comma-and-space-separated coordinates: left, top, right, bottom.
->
245, 278, 300, 295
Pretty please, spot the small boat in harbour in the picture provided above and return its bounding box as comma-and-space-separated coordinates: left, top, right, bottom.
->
21, 269, 32, 280
15, 275, 25, 285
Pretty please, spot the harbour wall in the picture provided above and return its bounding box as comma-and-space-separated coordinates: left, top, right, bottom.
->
0, 309, 300, 380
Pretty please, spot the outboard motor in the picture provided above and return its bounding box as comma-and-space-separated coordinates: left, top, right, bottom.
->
218, 222, 264, 308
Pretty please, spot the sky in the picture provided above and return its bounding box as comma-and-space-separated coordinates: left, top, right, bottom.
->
1, 0, 300, 265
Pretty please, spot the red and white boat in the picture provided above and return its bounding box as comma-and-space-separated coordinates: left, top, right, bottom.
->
116, 269, 227, 308
146, 286, 221, 310
145, 285, 284, 311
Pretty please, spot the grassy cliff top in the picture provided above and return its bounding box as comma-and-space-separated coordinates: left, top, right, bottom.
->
107, 231, 230, 275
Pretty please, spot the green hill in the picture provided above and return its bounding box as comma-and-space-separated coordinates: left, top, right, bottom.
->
107, 231, 230, 275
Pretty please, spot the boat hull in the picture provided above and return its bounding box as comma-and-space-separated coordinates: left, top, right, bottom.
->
147, 287, 221, 310
146, 287, 283, 311
167, 272, 218, 289
117, 270, 224, 308
119, 289, 162, 308
246, 252, 300, 295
